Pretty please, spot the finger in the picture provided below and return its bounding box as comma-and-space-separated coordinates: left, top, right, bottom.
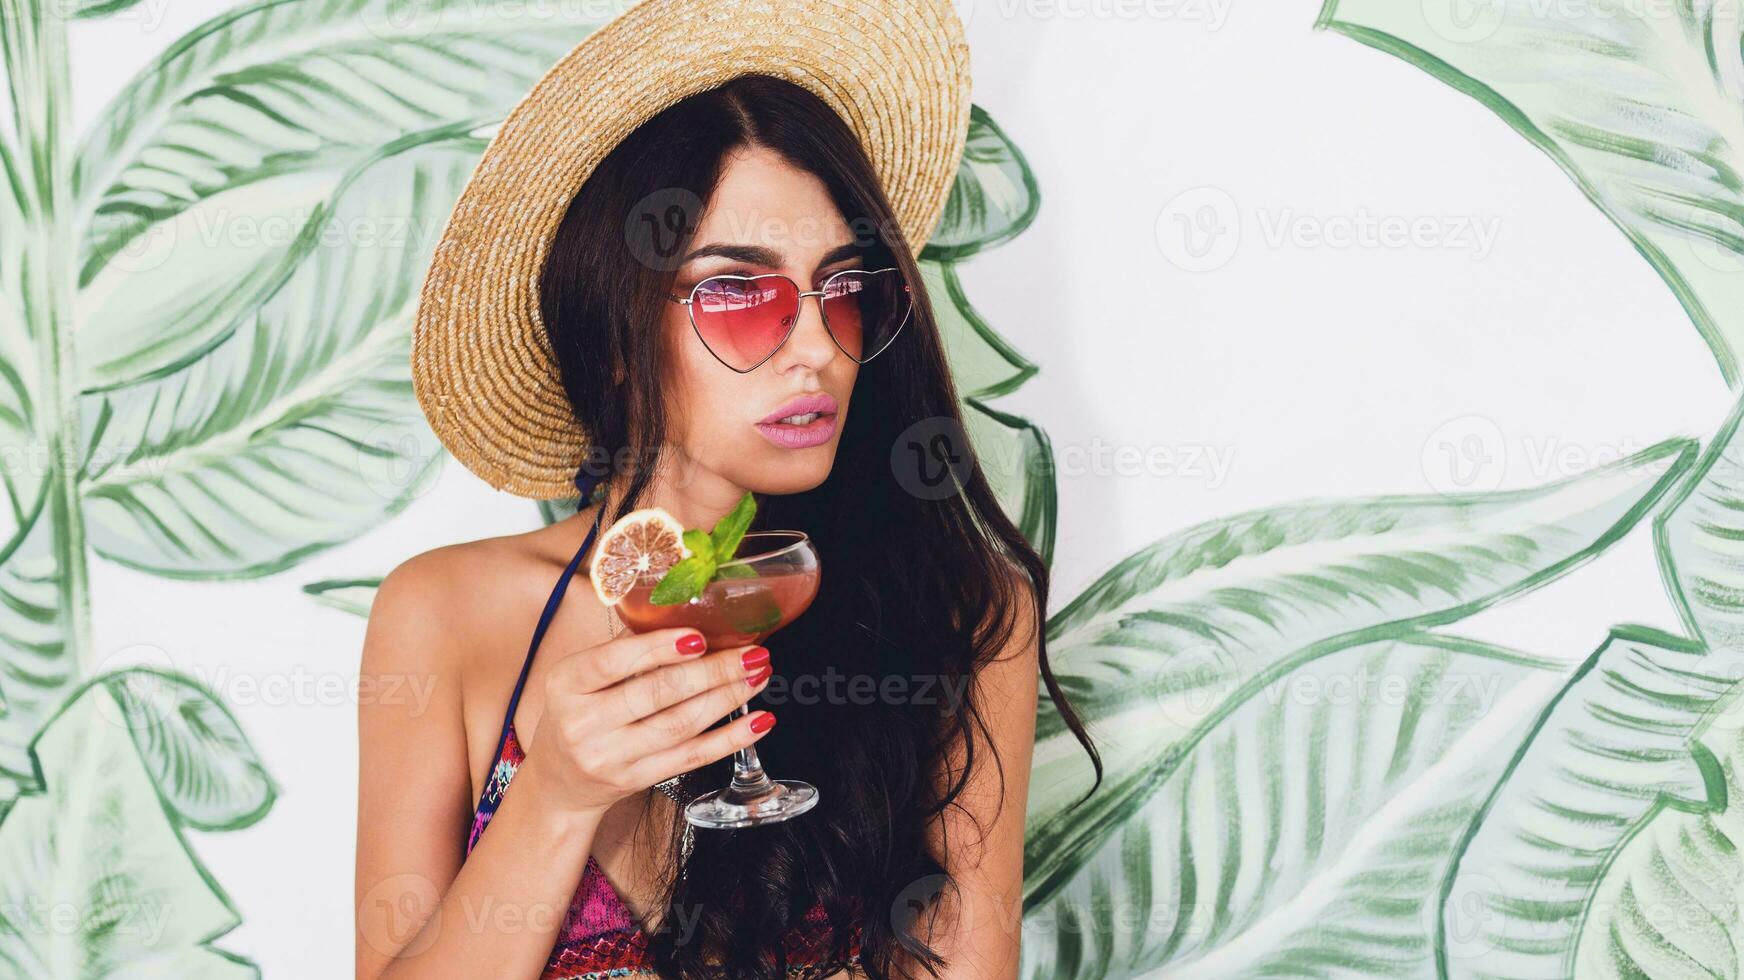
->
600, 644, 765, 728
630, 708, 777, 787
554, 626, 712, 694
626, 653, 772, 746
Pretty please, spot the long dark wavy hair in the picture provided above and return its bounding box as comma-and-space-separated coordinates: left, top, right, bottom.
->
537, 73, 1101, 979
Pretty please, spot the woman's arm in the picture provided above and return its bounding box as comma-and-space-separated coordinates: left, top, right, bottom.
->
354, 553, 601, 980
355, 549, 777, 979
916, 565, 1042, 979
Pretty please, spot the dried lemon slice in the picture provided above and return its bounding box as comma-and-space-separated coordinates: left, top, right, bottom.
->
589, 507, 688, 607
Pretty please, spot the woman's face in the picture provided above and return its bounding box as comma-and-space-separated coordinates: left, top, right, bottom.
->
661, 145, 863, 499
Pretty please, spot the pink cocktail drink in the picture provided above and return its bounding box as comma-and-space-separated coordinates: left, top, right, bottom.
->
613, 530, 822, 828
615, 563, 818, 647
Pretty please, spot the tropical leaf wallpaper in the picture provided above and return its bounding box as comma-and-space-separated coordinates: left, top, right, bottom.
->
5, 0, 1744, 975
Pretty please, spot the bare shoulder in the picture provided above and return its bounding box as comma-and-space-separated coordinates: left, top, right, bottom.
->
366, 514, 596, 681
364, 507, 612, 731
981, 553, 1040, 666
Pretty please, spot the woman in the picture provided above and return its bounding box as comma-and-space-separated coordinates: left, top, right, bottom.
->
356, 4, 1100, 978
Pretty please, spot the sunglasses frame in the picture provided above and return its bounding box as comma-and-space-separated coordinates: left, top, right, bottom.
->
666, 267, 913, 374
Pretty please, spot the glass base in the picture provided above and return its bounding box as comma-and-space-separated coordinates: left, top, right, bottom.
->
683, 778, 819, 829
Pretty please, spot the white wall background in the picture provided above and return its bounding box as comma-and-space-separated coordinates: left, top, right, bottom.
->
68, 0, 1731, 974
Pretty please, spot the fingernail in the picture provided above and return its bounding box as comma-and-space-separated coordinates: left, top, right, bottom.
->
747, 665, 772, 687
749, 711, 776, 734
677, 633, 707, 655
740, 646, 770, 671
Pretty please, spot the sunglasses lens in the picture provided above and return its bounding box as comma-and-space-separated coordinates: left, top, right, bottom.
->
689, 276, 799, 371
822, 269, 912, 362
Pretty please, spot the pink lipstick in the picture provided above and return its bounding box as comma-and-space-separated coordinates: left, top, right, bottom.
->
755, 393, 839, 449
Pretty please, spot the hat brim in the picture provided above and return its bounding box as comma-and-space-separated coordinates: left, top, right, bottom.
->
411, 0, 972, 500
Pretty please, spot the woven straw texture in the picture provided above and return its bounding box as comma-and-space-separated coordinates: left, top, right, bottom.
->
411, 0, 973, 499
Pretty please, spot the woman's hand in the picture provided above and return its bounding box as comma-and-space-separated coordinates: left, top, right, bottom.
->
523, 627, 774, 816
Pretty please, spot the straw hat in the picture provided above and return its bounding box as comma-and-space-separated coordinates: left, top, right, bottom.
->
410, 0, 973, 500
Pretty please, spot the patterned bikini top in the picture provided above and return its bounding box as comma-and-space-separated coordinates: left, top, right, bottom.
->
463, 506, 862, 979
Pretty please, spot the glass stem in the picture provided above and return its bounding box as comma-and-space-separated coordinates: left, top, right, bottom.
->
726, 700, 775, 792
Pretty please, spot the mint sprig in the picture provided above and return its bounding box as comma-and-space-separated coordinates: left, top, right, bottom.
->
649, 492, 758, 605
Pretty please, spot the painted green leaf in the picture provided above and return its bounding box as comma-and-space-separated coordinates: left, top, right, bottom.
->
1438, 625, 1734, 979
0, 682, 254, 977
1660, 395, 1744, 651
0, 1, 72, 796
101, 668, 274, 831
71, 0, 610, 390
302, 578, 383, 618
1573, 699, 1744, 979
76, 142, 476, 576
0, 520, 76, 795
1026, 438, 1696, 913
921, 105, 1040, 261
0, 9, 50, 570
1563, 393, 1744, 977
69, 0, 147, 18
1020, 633, 1564, 979
1317, 0, 1744, 389
965, 396, 1056, 566
924, 259, 1056, 562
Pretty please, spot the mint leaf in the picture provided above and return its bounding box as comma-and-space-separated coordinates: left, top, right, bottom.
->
682, 529, 714, 562
650, 556, 716, 605
710, 492, 757, 562
651, 493, 759, 604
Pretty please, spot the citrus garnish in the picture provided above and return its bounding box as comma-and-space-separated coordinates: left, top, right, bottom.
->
589, 507, 689, 607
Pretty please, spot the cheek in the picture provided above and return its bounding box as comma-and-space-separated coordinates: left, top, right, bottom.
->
664, 313, 742, 443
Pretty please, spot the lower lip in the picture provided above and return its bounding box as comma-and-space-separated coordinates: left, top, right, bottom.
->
755, 413, 838, 449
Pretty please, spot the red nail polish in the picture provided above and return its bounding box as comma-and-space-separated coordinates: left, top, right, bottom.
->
747, 665, 772, 687
677, 633, 707, 655
749, 711, 776, 734
740, 647, 770, 670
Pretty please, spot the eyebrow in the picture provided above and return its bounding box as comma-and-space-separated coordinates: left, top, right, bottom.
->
679, 241, 862, 270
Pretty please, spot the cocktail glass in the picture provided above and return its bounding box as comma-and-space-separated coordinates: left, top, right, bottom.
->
614, 530, 821, 828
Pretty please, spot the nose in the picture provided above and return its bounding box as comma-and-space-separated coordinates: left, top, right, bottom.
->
770, 288, 839, 374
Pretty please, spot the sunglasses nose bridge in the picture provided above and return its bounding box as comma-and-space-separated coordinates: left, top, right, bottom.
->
778, 284, 839, 360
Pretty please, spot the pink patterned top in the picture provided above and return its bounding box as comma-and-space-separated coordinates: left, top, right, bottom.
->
462, 507, 861, 979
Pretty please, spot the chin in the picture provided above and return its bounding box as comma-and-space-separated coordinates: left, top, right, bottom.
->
740, 447, 838, 496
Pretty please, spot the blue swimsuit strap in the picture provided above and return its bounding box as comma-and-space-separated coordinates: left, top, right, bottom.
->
487, 501, 608, 769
